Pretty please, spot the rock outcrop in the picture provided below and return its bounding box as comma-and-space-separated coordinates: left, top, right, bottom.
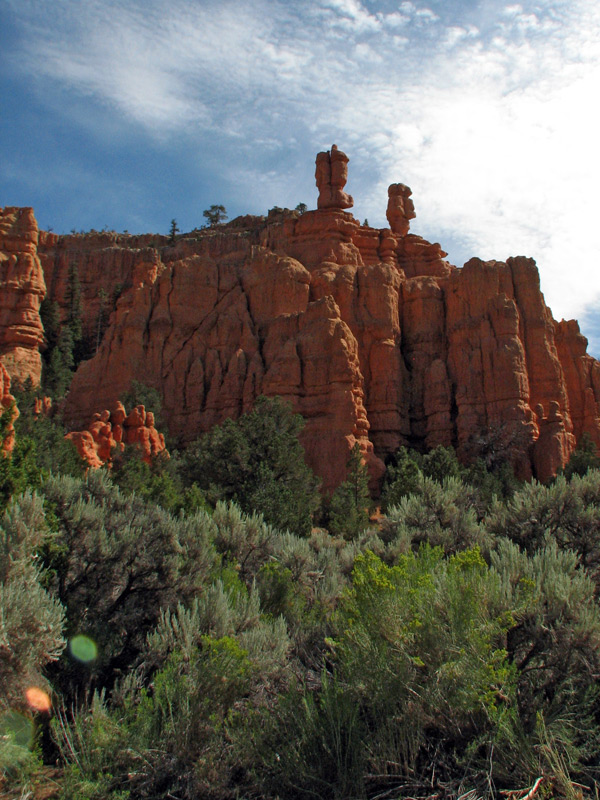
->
386, 183, 415, 237
65, 402, 167, 469
3, 147, 600, 488
0, 207, 46, 384
316, 144, 354, 210
0, 362, 17, 455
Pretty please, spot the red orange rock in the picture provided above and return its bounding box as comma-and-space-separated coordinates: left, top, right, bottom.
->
0, 207, 46, 384
33, 396, 52, 417
65, 403, 167, 469
52, 193, 600, 487
386, 183, 415, 237
0, 362, 17, 455
554, 319, 600, 450
4, 148, 599, 488
315, 145, 354, 211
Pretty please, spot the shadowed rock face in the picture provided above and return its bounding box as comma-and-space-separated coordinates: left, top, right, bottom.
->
2, 150, 600, 489
0, 362, 17, 455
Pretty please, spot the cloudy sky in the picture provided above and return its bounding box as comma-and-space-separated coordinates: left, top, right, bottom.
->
2, 0, 600, 353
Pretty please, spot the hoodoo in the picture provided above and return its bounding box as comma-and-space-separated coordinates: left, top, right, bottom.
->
2, 147, 599, 488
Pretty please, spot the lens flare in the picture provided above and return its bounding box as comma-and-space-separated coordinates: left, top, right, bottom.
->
0, 710, 34, 764
25, 686, 52, 712
69, 634, 97, 663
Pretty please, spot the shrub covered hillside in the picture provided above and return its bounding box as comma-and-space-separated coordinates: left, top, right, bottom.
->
3, 391, 600, 799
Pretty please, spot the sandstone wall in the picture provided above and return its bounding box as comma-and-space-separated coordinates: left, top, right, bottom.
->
3, 180, 600, 489
0, 207, 46, 384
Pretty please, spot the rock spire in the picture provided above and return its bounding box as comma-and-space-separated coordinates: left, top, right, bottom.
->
315, 144, 354, 210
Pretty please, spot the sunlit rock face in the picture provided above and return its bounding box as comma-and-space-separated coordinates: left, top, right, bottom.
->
315, 144, 354, 211
65, 401, 167, 469
0, 207, 46, 385
4, 149, 600, 489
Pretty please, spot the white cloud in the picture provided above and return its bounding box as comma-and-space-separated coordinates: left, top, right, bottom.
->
442, 25, 480, 49
415, 7, 439, 22
322, 0, 382, 31
379, 12, 410, 29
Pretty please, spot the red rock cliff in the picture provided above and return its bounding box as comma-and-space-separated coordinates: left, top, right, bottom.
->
0, 362, 17, 455
0, 207, 46, 384
4, 147, 600, 488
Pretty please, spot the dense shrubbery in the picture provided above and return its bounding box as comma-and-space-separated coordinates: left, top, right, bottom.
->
0, 381, 85, 512
182, 396, 321, 535
4, 403, 600, 799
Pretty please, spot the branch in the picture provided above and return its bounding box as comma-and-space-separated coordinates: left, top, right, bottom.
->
501, 776, 543, 800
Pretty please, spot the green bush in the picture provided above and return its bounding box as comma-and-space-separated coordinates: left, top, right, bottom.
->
381, 475, 488, 556
0, 492, 65, 710
327, 444, 372, 539
38, 470, 218, 698
117, 637, 252, 798
491, 538, 600, 740
182, 396, 320, 535
52, 692, 130, 800
563, 433, 600, 479
2, 401, 598, 799
381, 445, 520, 517
485, 472, 600, 585
258, 673, 366, 800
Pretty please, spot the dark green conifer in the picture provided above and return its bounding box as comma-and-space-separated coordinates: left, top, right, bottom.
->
328, 443, 371, 539
183, 396, 320, 535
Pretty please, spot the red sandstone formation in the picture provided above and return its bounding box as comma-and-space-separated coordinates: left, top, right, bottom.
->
0, 207, 46, 384
386, 183, 415, 237
33, 396, 52, 417
0, 362, 17, 455
315, 144, 354, 210
65, 402, 167, 469
554, 319, 600, 449
3, 148, 600, 489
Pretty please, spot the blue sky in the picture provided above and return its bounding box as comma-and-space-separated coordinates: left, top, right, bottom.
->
2, 0, 600, 353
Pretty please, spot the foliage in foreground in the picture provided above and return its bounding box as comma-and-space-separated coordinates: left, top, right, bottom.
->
4, 409, 600, 798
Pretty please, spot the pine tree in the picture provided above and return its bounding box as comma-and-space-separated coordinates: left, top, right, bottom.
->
65, 263, 83, 345
183, 396, 320, 535
40, 264, 84, 395
169, 218, 180, 243
380, 446, 423, 509
202, 204, 228, 227
328, 443, 371, 539
563, 432, 600, 478
95, 288, 108, 353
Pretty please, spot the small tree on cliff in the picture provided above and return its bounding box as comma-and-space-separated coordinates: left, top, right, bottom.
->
168, 218, 179, 243
65, 263, 83, 345
40, 265, 86, 395
203, 204, 228, 227
95, 288, 108, 353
